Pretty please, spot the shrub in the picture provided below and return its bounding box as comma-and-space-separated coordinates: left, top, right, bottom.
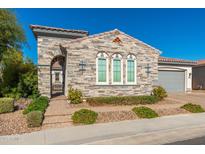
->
181, 103, 205, 113
68, 87, 82, 104
23, 96, 49, 114
72, 109, 98, 124
132, 106, 159, 118
26, 111, 43, 127
152, 86, 167, 100
86, 95, 159, 106
0, 98, 14, 113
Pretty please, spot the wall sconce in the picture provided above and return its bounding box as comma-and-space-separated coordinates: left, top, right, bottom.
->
145, 64, 151, 77
79, 60, 86, 74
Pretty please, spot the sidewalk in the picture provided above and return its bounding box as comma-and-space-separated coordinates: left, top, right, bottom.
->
1, 113, 205, 144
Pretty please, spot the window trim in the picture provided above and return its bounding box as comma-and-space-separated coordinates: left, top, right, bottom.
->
126, 54, 137, 85
96, 52, 109, 85
111, 54, 123, 85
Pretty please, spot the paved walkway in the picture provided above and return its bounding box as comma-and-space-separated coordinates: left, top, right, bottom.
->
1, 113, 205, 144
42, 96, 73, 129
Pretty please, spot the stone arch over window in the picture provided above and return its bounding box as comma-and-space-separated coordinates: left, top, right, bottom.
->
111, 53, 123, 84
96, 52, 109, 85
126, 54, 137, 84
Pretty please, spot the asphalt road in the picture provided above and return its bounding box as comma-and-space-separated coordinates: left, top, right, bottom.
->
167, 136, 205, 145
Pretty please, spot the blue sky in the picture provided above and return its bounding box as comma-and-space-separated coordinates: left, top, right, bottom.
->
14, 8, 205, 63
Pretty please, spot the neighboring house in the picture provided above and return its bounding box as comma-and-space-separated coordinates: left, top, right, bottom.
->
192, 60, 205, 90
30, 25, 196, 98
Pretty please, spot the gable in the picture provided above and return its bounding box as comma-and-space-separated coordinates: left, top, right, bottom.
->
63, 29, 161, 55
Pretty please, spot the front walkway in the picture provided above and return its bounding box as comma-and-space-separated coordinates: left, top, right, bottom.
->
42, 95, 73, 129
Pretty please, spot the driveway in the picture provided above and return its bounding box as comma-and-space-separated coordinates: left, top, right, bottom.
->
167, 91, 205, 107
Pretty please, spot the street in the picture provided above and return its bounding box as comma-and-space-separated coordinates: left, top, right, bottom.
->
167, 136, 205, 145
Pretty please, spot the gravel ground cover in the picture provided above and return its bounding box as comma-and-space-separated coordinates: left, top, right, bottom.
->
97, 111, 137, 123
0, 110, 40, 136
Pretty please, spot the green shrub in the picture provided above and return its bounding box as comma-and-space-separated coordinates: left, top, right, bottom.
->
0, 98, 14, 113
86, 95, 159, 106
68, 87, 82, 104
23, 96, 49, 114
152, 86, 167, 100
181, 103, 205, 113
72, 109, 98, 124
132, 106, 159, 118
26, 111, 43, 127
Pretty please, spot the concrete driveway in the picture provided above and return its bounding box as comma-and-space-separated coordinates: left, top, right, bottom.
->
167, 91, 205, 107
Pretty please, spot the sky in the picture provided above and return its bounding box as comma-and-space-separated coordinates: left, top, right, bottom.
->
13, 8, 205, 63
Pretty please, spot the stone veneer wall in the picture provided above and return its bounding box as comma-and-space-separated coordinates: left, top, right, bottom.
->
37, 36, 72, 98
65, 31, 159, 97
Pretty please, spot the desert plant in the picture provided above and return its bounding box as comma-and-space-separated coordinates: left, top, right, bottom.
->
23, 96, 49, 114
181, 103, 205, 113
86, 95, 159, 106
132, 106, 159, 118
68, 87, 82, 104
152, 86, 167, 100
26, 111, 43, 127
72, 109, 98, 124
0, 98, 14, 113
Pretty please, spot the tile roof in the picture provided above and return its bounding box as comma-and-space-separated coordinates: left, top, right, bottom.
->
159, 57, 197, 65
197, 59, 205, 65
30, 24, 88, 35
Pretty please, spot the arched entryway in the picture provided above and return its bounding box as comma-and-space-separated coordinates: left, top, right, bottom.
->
51, 55, 65, 97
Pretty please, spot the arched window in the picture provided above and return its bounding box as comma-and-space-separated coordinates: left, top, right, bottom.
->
96, 52, 109, 84
126, 54, 137, 84
112, 54, 123, 84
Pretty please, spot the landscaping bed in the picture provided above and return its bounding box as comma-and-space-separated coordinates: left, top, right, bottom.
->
0, 110, 40, 136
97, 111, 137, 123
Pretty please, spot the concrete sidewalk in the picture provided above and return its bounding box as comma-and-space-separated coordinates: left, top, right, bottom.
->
1, 113, 205, 144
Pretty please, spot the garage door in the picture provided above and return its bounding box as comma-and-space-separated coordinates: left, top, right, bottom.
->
158, 70, 185, 92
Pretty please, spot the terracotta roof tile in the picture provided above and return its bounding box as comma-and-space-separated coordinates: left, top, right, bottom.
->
159, 56, 197, 65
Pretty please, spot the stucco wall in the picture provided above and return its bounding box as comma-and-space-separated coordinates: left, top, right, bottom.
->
65, 31, 159, 97
158, 64, 192, 91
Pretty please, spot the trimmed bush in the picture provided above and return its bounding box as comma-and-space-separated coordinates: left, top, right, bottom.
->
86, 95, 159, 106
132, 106, 159, 118
68, 87, 82, 104
0, 98, 14, 113
72, 109, 98, 124
152, 86, 167, 100
26, 111, 43, 127
23, 96, 49, 114
181, 103, 205, 113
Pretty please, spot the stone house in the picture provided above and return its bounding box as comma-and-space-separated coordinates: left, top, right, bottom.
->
30, 25, 195, 98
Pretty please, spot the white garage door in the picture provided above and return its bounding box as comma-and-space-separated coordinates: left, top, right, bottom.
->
158, 70, 185, 92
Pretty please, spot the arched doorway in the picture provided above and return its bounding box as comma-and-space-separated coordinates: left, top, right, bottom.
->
51, 55, 65, 97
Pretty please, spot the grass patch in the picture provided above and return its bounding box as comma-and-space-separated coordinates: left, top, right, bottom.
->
72, 109, 98, 124
86, 95, 159, 106
181, 103, 205, 113
132, 106, 159, 118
